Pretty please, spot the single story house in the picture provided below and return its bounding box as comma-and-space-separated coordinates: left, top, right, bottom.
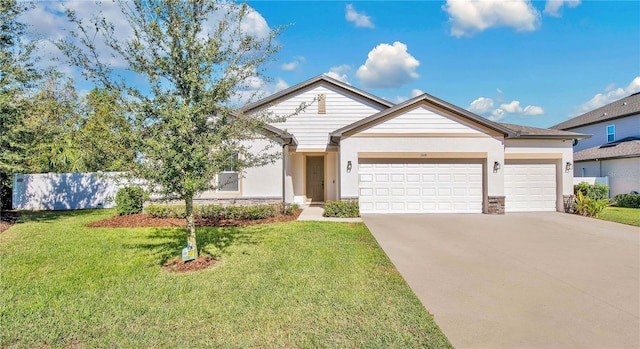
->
198, 75, 588, 214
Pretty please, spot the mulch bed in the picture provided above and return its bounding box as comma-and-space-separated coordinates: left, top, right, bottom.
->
87, 210, 302, 273
0, 211, 20, 233
163, 255, 218, 273
86, 210, 302, 229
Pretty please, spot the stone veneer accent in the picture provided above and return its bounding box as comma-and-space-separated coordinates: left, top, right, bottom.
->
487, 196, 505, 214
563, 195, 575, 213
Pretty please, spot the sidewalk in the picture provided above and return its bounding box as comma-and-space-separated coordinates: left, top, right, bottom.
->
297, 206, 362, 222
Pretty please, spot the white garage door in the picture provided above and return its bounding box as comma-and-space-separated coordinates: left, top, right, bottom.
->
358, 160, 483, 214
504, 161, 557, 212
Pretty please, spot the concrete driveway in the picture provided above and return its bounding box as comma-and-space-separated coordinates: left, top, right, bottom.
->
363, 213, 639, 348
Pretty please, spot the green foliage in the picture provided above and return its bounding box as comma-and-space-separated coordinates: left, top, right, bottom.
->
613, 194, 640, 209
146, 203, 297, 220
598, 207, 640, 227
573, 191, 610, 218
323, 200, 360, 218
115, 187, 147, 216
574, 182, 609, 200
56, 0, 302, 246
282, 203, 300, 216
0, 210, 451, 347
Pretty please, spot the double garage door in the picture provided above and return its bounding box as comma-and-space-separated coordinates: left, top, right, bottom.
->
359, 159, 483, 214
358, 159, 558, 214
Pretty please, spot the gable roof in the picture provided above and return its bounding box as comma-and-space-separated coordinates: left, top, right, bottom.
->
551, 92, 640, 130
499, 123, 590, 140
330, 93, 583, 142
242, 74, 395, 113
574, 137, 640, 161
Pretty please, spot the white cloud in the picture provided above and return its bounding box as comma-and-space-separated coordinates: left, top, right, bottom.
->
273, 78, 289, 92
356, 41, 420, 89
468, 97, 495, 113
443, 0, 541, 37
500, 100, 523, 113
393, 89, 425, 103
489, 108, 506, 121
281, 56, 305, 71
345, 4, 375, 28
577, 76, 640, 113
468, 96, 544, 119
544, 0, 581, 17
324, 64, 352, 84
411, 89, 424, 98
522, 105, 544, 116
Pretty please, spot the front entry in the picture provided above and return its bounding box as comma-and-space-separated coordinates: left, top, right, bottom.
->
306, 156, 324, 203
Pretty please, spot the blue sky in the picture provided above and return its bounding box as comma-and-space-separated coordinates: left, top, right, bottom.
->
24, 1, 640, 128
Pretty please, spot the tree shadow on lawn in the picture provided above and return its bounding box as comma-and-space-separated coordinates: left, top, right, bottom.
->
129, 225, 266, 265
9, 209, 101, 224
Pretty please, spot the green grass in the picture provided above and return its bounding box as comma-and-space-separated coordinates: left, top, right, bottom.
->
598, 206, 640, 227
0, 210, 451, 348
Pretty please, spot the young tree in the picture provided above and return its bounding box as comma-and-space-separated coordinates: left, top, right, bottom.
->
59, 1, 295, 256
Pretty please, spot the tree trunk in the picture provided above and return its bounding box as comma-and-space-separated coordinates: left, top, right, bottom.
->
185, 195, 198, 258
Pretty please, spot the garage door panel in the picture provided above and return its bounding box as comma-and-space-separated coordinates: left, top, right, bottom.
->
505, 162, 556, 212
359, 160, 483, 214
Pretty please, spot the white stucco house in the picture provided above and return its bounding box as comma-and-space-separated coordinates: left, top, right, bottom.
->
551, 92, 640, 197
199, 75, 588, 214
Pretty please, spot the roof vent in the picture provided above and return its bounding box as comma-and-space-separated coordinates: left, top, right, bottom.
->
622, 102, 627, 106
601, 112, 607, 117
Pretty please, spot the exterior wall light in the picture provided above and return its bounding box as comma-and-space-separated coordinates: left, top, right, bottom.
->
493, 161, 501, 172
565, 162, 572, 172
346, 161, 352, 173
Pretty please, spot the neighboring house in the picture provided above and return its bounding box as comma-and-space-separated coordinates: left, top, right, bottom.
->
198, 75, 587, 214
551, 93, 640, 196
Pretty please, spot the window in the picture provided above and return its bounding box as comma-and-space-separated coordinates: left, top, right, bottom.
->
218, 153, 239, 192
607, 125, 615, 143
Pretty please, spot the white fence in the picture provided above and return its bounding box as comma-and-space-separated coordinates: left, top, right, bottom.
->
12, 172, 126, 210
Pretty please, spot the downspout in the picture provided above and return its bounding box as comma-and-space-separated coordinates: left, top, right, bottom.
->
282, 143, 287, 204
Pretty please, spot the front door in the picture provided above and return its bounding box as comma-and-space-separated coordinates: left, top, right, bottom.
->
306, 156, 324, 202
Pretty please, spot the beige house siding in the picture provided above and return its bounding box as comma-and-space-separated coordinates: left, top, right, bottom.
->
258, 84, 386, 150
359, 105, 487, 135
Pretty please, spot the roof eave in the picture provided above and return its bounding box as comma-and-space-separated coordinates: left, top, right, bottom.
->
242, 75, 394, 113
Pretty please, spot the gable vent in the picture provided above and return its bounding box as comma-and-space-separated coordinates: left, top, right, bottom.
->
317, 93, 326, 114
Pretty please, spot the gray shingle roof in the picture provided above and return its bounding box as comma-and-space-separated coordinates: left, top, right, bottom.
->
574, 138, 640, 161
551, 92, 640, 130
499, 123, 589, 139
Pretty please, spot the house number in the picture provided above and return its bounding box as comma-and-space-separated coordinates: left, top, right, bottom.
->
420, 153, 428, 157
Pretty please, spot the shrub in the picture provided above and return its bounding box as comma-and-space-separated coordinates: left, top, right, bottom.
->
574, 182, 609, 200
115, 187, 147, 215
613, 194, 640, 208
146, 203, 297, 220
573, 191, 609, 217
323, 200, 359, 218
199, 205, 224, 219
282, 203, 300, 216
145, 205, 186, 218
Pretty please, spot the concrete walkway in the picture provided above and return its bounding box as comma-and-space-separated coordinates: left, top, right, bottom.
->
363, 212, 639, 348
297, 206, 362, 222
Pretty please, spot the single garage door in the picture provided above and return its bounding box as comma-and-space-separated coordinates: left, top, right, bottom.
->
504, 161, 557, 212
358, 159, 483, 214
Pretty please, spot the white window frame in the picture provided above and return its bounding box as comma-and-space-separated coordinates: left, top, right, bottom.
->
606, 125, 615, 143
217, 153, 240, 192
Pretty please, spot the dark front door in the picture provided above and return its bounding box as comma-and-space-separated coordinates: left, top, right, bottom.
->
306, 156, 324, 202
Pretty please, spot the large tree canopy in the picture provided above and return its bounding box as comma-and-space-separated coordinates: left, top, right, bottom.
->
59, 0, 301, 254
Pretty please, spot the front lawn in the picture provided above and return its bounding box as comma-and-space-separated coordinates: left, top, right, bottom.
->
0, 210, 451, 348
598, 206, 640, 227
